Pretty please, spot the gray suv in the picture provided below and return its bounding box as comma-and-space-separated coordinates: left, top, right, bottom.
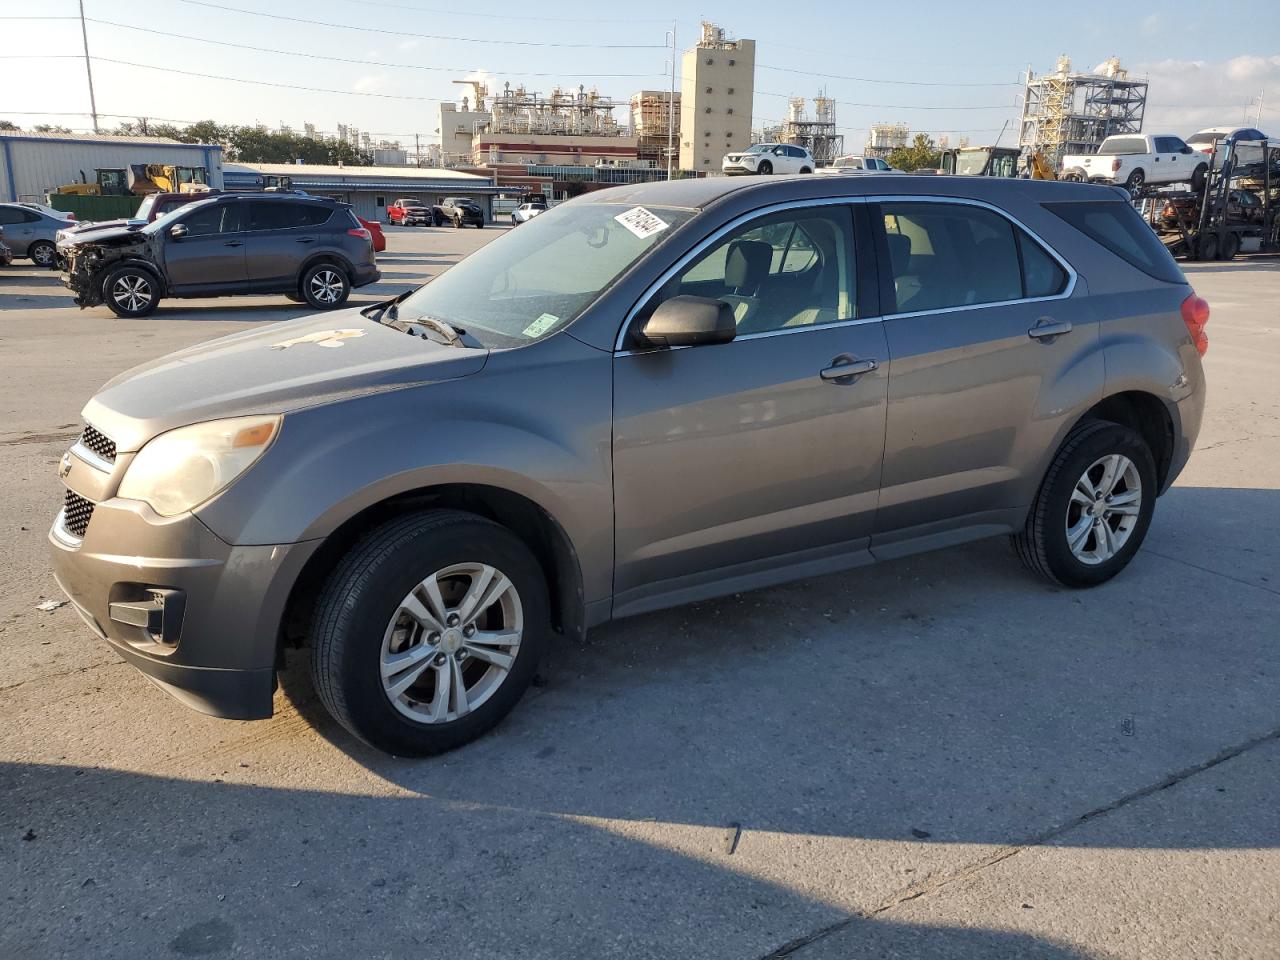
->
49, 176, 1207, 756
56, 193, 380, 317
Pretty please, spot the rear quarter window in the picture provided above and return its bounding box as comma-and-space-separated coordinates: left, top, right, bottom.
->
1044, 200, 1184, 284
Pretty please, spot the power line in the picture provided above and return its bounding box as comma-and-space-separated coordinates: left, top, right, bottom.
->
83, 18, 662, 79
331, 0, 670, 23
175, 0, 666, 48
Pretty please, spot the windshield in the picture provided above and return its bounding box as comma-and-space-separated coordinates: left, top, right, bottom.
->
954, 150, 992, 175
135, 195, 157, 220
744, 144, 771, 154
397, 201, 693, 349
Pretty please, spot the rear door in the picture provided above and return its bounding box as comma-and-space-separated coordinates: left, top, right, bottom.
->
612, 201, 889, 612
869, 198, 1099, 550
163, 201, 247, 292
243, 201, 336, 289
0, 205, 36, 256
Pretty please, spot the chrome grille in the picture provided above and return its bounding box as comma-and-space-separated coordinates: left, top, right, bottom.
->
80, 424, 117, 463
63, 490, 95, 538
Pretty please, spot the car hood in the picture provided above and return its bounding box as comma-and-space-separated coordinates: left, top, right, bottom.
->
82, 308, 490, 453
58, 223, 152, 249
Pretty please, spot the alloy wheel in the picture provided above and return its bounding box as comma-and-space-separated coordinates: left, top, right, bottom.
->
379, 563, 523, 724
1064, 454, 1142, 565
309, 269, 343, 304
30, 244, 55, 266
112, 274, 152, 312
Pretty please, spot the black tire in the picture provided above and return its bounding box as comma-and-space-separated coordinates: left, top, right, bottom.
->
1191, 163, 1208, 193
102, 265, 160, 318
1124, 168, 1145, 192
300, 261, 351, 310
28, 240, 56, 268
1062, 168, 1087, 183
757, 160, 773, 175
799, 166, 813, 174
1012, 421, 1157, 588
1196, 233, 1219, 262
310, 510, 550, 756
432, 212, 442, 227
1219, 231, 1240, 261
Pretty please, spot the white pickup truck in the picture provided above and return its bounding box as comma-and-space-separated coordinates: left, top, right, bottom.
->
1061, 134, 1209, 192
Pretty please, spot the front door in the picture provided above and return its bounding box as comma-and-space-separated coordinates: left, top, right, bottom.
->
870, 199, 1100, 547
163, 201, 247, 293
612, 203, 888, 613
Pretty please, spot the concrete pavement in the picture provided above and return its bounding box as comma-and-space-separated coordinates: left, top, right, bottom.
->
1, 226, 1277, 959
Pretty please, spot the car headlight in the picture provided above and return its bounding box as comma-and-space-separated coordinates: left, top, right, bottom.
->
117, 415, 281, 517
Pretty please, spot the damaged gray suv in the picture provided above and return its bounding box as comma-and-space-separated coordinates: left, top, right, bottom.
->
50, 176, 1208, 755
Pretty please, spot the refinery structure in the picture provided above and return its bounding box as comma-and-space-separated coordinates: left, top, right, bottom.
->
1019, 56, 1148, 168
864, 122, 910, 159
772, 95, 844, 165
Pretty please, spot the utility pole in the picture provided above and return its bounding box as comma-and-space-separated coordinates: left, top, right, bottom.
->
415, 132, 421, 167
1255, 90, 1265, 127
78, 0, 99, 134
666, 23, 676, 180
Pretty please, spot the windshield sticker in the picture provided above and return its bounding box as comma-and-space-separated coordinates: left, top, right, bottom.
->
271, 329, 366, 350
522, 313, 560, 338
614, 206, 670, 240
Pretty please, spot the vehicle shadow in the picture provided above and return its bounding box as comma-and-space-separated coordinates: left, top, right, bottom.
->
1182, 258, 1280, 274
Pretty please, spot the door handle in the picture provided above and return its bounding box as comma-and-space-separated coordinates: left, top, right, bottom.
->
223, 240, 244, 247
296, 236, 317, 243
1028, 318, 1072, 341
820, 355, 878, 383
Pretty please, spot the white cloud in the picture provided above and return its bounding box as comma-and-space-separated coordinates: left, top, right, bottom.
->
1135, 55, 1278, 133
353, 74, 388, 94
397, 39, 420, 52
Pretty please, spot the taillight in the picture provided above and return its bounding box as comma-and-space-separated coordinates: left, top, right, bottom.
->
348, 227, 372, 243
1181, 293, 1210, 356
65, 213, 77, 221
1112, 158, 1122, 173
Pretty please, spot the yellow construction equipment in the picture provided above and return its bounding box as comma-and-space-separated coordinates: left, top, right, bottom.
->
1027, 152, 1058, 180
55, 164, 209, 197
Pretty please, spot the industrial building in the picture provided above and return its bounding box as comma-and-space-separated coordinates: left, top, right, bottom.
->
631, 90, 681, 168
679, 22, 756, 171
865, 122, 910, 159
222, 162, 499, 222
1019, 56, 1148, 168
0, 130, 224, 203
774, 95, 844, 166
439, 80, 639, 168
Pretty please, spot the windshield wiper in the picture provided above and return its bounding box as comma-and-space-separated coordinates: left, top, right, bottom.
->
386, 310, 479, 349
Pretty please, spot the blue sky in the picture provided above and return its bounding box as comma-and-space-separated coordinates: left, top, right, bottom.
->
5, 0, 1278, 147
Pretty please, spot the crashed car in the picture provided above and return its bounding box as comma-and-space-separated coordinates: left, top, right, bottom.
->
59, 191, 219, 240
57, 192, 380, 317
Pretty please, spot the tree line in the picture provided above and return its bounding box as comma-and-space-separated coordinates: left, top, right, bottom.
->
0, 119, 375, 166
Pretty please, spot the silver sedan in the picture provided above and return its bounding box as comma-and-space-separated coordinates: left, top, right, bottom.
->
0, 202, 76, 267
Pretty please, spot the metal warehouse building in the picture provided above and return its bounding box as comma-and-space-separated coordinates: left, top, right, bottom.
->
223, 162, 500, 222
0, 130, 224, 202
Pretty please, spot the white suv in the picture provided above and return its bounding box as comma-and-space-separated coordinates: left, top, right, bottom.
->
722, 143, 814, 176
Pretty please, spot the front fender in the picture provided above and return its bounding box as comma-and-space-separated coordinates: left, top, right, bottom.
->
195, 333, 615, 603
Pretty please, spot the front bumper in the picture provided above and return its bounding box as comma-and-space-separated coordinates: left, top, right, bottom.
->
49, 477, 318, 720
722, 162, 757, 175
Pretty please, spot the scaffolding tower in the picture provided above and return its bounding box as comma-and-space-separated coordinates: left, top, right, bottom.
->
778, 94, 844, 165
1019, 56, 1148, 168
865, 122, 909, 159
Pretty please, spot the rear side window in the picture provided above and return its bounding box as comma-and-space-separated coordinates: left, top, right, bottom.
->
1098, 137, 1147, 155
1044, 201, 1183, 284
248, 201, 333, 230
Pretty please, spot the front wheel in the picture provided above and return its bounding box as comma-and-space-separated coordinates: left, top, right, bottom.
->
102, 266, 160, 318
757, 160, 773, 175
1012, 421, 1156, 588
310, 510, 550, 756
300, 262, 351, 310
28, 240, 56, 268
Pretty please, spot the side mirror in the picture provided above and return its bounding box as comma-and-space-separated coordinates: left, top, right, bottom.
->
637, 296, 736, 349
1181, 145, 1194, 154
169, 223, 189, 240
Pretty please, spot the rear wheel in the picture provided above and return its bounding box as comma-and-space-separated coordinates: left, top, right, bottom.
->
1012, 421, 1156, 588
1219, 231, 1240, 261
102, 266, 160, 318
757, 160, 773, 175
1123, 168, 1145, 192
310, 510, 550, 756
799, 166, 813, 174
1196, 233, 1219, 262
1191, 163, 1208, 193
300, 262, 351, 310
28, 240, 56, 268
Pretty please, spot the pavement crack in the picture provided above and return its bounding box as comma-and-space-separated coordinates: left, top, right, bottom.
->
0, 660, 121, 695
1145, 548, 1280, 597
756, 723, 1280, 959
0, 430, 80, 447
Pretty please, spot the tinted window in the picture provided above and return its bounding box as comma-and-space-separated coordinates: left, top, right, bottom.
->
1097, 137, 1148, 155
1019, 232, 1068, 297
180, 203, 240, 236
881, 202, 1021, 313
1044, 200, 1184, 284
650, 207, 856, 335
0, 207, 25, 225
1154, 137, 1177, 153
248, 201, 331, 230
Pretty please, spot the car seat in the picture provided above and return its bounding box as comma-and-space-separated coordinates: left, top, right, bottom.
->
719, 239, 772, 327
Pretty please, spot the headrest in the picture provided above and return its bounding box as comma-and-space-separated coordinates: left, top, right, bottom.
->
724, 239, 773, 290
886, 233, 912, 271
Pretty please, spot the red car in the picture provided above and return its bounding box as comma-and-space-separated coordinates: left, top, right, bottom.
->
386, 197, 431, 226
358, 216, 386, 252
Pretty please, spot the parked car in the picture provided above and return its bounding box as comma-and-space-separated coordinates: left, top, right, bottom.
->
818, 155, 894, 174
723, 143, 815, 175
387, 198, 432, 226
59, 190, 220, 241
434, 197, 485, 228
19, 201, 77, 222
1061, 134, 1208, 192
49, 176, 1206, 756
56, 193, 380, 317
1187, 126, 1270, 169
0, 228, 12, 266
358, 215, 387, 252
510, 202, 548, 225
0, 202, 75, 267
